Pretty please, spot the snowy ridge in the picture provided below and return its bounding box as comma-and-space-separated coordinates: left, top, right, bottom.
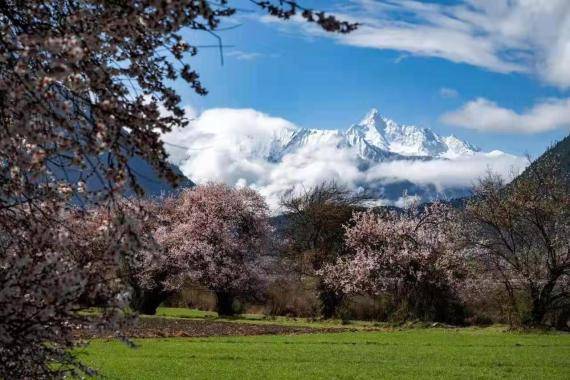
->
273, 108, 481, 162
345, 108, 480, 160
281, 128, 346, 157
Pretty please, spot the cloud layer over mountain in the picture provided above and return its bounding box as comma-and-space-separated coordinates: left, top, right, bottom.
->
163, 108, 526, 210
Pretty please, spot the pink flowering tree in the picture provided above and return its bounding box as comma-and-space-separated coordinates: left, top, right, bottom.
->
320, 203, 467, 323
0, 199, 145, 378
0, 1, 355, 377
134, 183, 271, 316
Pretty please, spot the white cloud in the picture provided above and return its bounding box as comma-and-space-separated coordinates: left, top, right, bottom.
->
440, 87, 459, 99
162, 108, 296, 192
394, 193, 422, 209
260, 0, 570, 88
441, 97, 570, 134
163, 108, 526, 211
340, 22, 524, 74
365, 151, 526, 192
258, 139, 364, 209
226, 50, 265, 61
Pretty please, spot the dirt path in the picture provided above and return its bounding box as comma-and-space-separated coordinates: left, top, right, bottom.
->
77, 317, 353, 339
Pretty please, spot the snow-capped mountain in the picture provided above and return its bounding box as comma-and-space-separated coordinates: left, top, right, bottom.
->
345, 108, 479, 160
280, 128, 346, 157
164, 107, 524, 210
274, 108, 480, 162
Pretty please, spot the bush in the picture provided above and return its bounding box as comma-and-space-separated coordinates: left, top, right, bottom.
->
264, 278, 320, 318
321, 203, 467, 324
164, 284, 217, 312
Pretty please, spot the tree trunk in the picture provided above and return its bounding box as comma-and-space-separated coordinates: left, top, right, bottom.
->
131, 287, 170, 315
555, 307, 569, 331
215, 291, 235, 316
529, 276, 559, 326
319, 288, 343, 319
530, 297, 547, 326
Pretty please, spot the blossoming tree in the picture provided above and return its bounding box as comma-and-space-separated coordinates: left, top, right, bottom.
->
0, 1, 355, 377
320, 203, 467, 322
135, 183, 271, 316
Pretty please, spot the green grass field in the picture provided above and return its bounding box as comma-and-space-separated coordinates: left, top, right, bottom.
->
78, 314, 570, 379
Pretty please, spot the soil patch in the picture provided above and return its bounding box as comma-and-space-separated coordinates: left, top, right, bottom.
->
76, 317, 353, 339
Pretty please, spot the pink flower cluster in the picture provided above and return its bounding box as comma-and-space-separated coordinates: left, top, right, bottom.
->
136, 183, 270, 296
320, 203, 466, 298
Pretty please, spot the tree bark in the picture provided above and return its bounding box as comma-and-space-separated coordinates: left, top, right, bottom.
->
215, 291, 235, 316
530, 298, 547, 326
529, 274, 561, 326
319, 288, 344, 319
555, 307, 569, 331
131, 287, 171, 315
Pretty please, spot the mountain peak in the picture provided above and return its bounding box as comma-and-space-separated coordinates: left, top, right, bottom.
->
360, 108, 382, 125
348, 108, 479, 159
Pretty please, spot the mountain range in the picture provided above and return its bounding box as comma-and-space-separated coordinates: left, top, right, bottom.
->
160, 107, 527, 208
269, 108, 481, 163
132, 120, 568, 209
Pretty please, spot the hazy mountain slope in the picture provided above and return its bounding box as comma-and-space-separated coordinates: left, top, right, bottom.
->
527, 134, 569, 174
124, 155, 194, 197
515, 134, 570, 184
448, 134, 569, 209
50, 154, 193, 199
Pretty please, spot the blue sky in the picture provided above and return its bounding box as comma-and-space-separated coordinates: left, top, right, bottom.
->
173, 0, 570, 157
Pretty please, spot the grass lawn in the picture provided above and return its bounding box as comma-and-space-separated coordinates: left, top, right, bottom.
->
78, 326, 570, 379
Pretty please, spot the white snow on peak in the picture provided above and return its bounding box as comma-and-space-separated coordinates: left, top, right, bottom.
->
441, 135, 479, 158
263, 108, 482, 162
344, 109, 480, 160
485, 149, 510, 157
289, 128, 344, 147
176, 107, 482, 166
351, 108, 390, 151
279, 128, 345, 158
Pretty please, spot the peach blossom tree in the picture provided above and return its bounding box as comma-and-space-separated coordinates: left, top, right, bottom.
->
320, 203, 467, 322
0, 1, 355, 377
134, 184, 271, 316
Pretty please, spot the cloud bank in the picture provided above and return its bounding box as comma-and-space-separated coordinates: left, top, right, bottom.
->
163, 108, 526, 211
261, 0, 570, 88
364, 151, 525, 191
441, 98, 570, 134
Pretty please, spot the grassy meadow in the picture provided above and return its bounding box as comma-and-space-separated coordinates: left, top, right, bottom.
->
77, 308, 570, 380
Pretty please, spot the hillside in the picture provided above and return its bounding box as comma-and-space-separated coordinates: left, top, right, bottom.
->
518, 134, 570, 181
448, 134, 570, 209
50, 154, 194, 200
